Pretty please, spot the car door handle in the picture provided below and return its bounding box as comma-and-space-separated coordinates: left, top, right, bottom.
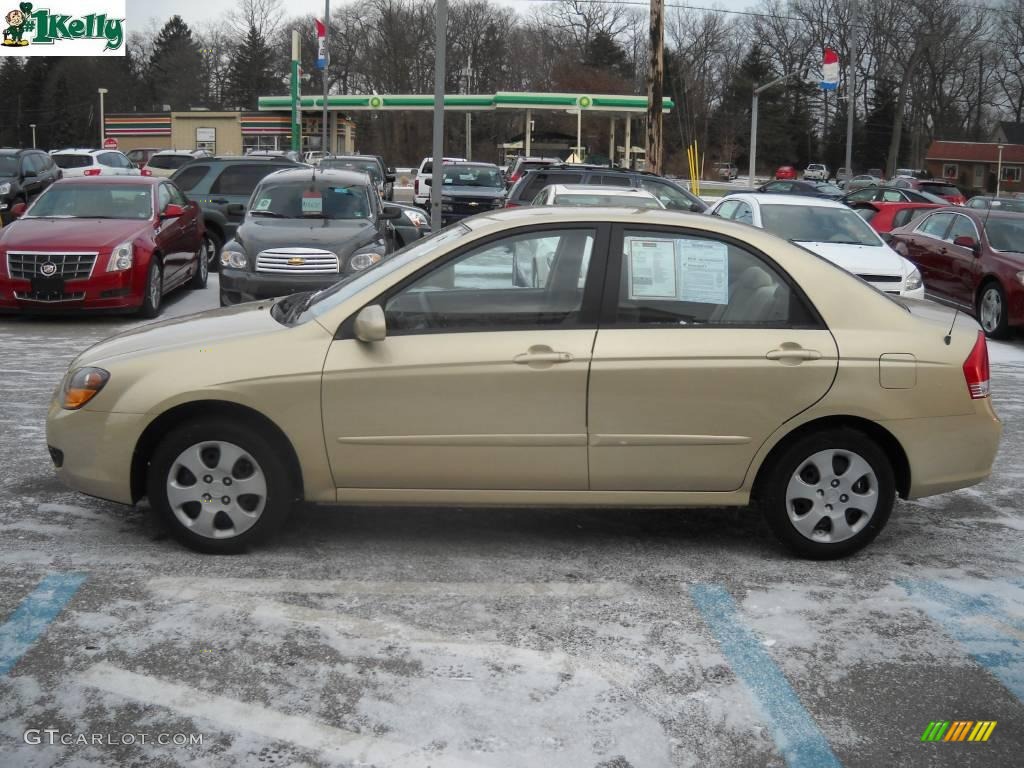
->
514, 349, 573, 364
766, 347, 822, 361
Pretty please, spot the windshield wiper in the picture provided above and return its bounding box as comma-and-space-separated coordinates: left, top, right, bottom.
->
250, 210, 285, 217
280, 290, 317, 324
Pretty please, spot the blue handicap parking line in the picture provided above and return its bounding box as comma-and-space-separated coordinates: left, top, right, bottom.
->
690, 584, 842, 768
0, 572, 87, 676
902, 579, 1024, 702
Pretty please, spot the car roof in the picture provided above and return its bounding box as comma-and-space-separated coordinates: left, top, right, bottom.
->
548, 184, 651, 194
54, 175, 159, 185
721, 193, 847, 209
0, 147, 33, 155
259, 167, 369, 184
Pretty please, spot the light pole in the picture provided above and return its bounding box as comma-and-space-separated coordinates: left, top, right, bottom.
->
97, 88, 108, 146
749, 72, 803, 187
429, 0, 447, 231
996, 144, 1004, 198
567, 108, 582, 161
29, 123, 36, 148
320, 1, 329, 157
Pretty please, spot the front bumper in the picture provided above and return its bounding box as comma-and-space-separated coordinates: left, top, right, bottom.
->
0, 268, 143, 314
219, 267, 344, 304
46, 402, 143, 505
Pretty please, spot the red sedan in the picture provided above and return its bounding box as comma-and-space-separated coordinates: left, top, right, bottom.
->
891, 178, 967, 205
849, 201, 941, 233
889, 207, 1024, 338
774, 165, 797, 180
0, 177, 207, 317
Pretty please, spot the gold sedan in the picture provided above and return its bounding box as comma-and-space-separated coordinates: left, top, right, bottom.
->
46, 207, 1001, 558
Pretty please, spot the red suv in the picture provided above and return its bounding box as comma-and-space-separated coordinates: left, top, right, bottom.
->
892, 178, 967, 205
0, 177, 207, 317
888, 207, 1024, 338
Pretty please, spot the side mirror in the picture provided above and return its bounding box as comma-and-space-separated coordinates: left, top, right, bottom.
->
10, 201, 27, 218
161, 203, 185, 219
386, 172, 396, 183
953, 235, 980, 255
226, 203, 246, 216
353, 305, 387, 343
380, 204, 402, 220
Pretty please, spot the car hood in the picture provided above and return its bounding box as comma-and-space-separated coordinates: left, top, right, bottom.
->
73, 301, 291, 367
235, 218, 380, 258
0, 218, 148, 252
796, 241, 905, 276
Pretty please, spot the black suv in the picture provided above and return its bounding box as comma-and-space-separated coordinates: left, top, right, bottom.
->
0, 148, 61, 224
506, 164, 707, 213
169, 155, 302, 266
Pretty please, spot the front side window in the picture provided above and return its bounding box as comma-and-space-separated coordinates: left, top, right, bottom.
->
383, 228, 595, 333
615, 230, 816, 328
714, 200, 738, 219
916, 212, 954, 239
172, 165, 209, 192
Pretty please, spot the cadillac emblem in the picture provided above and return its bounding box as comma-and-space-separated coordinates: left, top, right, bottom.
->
39, 262, 58, 277
287, 257, 306, 266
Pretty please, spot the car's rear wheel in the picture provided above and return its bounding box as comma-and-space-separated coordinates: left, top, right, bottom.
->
760, 428, 895, 559
977, 281, 1009, 340
147, 420, 292, 554
138, 259, 163, 318
190, 243, 208, 289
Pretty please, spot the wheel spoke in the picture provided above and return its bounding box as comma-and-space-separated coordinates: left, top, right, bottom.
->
188, 507, 218, 538
829, 513, 856, 541
840, 454, 873, 488
166, 479, 202, 510
212, 442, 249, 475
174, 445, 207, 480
790, 505, 827, 538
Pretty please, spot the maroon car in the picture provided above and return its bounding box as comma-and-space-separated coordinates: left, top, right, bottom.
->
0, 177, 208, 317
891, 177, 967, 206
888, 207, 1024, 338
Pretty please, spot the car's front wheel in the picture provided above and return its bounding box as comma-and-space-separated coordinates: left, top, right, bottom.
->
189, 244, 208, 289
147, 419, 292, 553
138, 259, 163, 318
759, 428, 895, 559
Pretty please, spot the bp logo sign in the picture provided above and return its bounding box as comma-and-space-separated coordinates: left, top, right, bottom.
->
369, 96, 383, 108
577, 96, 593, 108
1, 1, 125, 55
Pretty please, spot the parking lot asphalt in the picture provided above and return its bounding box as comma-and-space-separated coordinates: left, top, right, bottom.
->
1, 276, 1024, 768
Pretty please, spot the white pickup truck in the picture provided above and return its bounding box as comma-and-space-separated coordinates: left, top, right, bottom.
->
413, 156, 467, 208
803, 163, 829, 181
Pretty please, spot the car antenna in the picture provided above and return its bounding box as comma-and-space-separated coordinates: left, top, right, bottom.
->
944, 307, 959, 345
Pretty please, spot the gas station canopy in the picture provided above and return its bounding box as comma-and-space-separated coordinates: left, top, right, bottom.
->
257, 91, 674, 114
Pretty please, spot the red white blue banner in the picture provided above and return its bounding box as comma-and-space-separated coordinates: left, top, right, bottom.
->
315, 18, 326, 70
820, 48, 839, 91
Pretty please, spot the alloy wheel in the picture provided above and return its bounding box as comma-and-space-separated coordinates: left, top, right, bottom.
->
202, 235, 216, 267
165, 441, 267, 539
980, 287, 1002, 333
150, 266, 162, 310
785, 449, 879, 543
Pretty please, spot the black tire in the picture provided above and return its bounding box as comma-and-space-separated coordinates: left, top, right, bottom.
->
138, 259, 163, 318
202, 229, 223, 272
189, 241, 209, 289
146, 419, 292, 554
976, 280, 1009, 340
759, 428, 895, 559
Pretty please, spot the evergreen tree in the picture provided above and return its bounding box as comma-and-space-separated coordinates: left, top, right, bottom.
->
226, 24, 274, 110
149, 16, 204, 110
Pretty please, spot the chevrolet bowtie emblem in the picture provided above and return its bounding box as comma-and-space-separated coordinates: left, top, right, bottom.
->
288, 257, 306, 266
468, 202, 479, 207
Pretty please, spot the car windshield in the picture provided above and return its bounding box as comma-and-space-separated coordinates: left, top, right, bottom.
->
553, 193, 662, 208
0, 155, 18, 175
147, 155, 191, 170
26, 184, 152, 219
296, 224, 474, 323
815, 183, 843, 195
760, 204, 881, 246
53, 154, 92, 169
441, 165, 503, 188
248, 180, 371, 220
321, 159, 382, 183
984, 217, 1024, 252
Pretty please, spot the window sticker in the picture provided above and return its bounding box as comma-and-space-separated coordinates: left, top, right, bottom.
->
679, 239, 729, 305
301, 192, 323, 214
626, 237, 677, 299
253, 197, 272, 211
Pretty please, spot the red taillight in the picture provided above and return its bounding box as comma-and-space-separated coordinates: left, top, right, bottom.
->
505, 201, 520, 208
83, 168, 102, 176
963, 330, 990, 399
508, 173, 520, 183
414, 179, 420, 195
141, 167, 152, 177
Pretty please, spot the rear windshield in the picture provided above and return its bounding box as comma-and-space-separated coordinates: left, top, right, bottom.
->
553, 193, 661, 208
920, 182, 961, 197
147, 155, 192, 170
53, 154, 92, 169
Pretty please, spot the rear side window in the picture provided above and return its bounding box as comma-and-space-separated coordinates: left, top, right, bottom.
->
98, 152, 123, 167
173, 165, 210, 192
522, 172, 582, 200
147, 154, 191, 170
210, 164, 280, 196
916, 213, 954, 238
54, 154, 92, 169
28, 154, 47, 173
587, 175, 631, 187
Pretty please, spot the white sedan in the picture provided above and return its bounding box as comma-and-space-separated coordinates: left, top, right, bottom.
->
708, 193, 924, 299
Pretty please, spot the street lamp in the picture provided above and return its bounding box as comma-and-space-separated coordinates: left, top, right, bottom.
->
997, 144, 1004, 198
29, 123, 36, 148
98, 88, 109, 146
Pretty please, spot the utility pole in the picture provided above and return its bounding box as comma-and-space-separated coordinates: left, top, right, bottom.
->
844, 0, 857, 175
290, 31, 301, 154
321, 2, 330, 157
430, 0, 447, 231
646, 0, 665, 174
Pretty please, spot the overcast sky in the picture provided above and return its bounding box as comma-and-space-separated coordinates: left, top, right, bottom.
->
129, 0, 754, 33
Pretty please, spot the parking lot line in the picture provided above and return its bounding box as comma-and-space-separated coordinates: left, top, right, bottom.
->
690, 584, 842, 768
902, 579, 1024, 702
0, 572, 87, 675
78, 661, 489, 768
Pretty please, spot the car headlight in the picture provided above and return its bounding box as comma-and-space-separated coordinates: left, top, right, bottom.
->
61, 367, 109, 410
106, 239, 134, 272
1017, 270, 1024, 287
349, 251, 383, 271
220, 247, 248, 269
0, 182, 10, 195
904, 267, 923, 292
403, 209, 429, 229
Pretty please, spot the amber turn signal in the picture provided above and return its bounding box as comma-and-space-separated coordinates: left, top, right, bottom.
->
62, 367, 110, 410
